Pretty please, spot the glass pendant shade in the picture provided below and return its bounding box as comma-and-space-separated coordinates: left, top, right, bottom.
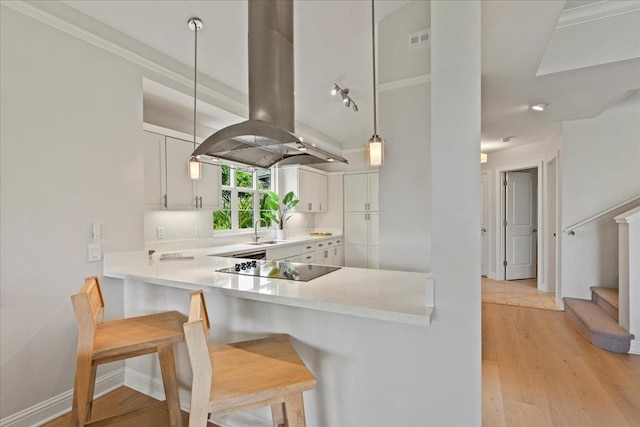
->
368, 135, 384, 166
189, 157, 202, 179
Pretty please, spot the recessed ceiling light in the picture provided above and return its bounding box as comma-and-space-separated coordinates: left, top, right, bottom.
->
327, 157, 334, 162
531, 103, 548, 111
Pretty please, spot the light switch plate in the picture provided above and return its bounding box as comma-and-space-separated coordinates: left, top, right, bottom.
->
92, 223, 101, 240
157, 227, 165, 239
88, 243, 102, 262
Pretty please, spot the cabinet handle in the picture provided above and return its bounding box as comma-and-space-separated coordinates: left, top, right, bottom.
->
195, 197, 199, 208
163, 194, 167, 208
199, 196, 203, 208
306, 245, 312, 250
324, 250, 328, 258
318, 243, 323, 247
306, 256, 312, 260
327, 242, 332, 246
308, 203, 312, 211
334, 248, 337, 255
319, 203, 322, 211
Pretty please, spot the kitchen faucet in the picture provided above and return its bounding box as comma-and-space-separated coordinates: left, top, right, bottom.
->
254, 218, 268, 243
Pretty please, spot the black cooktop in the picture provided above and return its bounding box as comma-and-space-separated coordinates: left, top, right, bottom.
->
216, 260, 341, 282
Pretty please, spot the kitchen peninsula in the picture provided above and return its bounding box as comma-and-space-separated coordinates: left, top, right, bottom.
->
103, 248, 434, 425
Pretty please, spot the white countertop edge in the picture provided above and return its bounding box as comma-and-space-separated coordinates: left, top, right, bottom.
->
107, 270, 434, 327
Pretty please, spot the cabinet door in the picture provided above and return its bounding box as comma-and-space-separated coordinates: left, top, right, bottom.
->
298, 170, 314, 212
369, 212, 379, 246
165, 137, 195, 209
316, 173, 328, 212
143, 132, 165, 209
345, 212, 368, 245
334, 245, 343, 266
345, 244, 368, 268
344, 174, 369, 212
368, 173, 379, 211
196, 163, 221, 209
369, 245, 380, 269
316, 249, 331, 265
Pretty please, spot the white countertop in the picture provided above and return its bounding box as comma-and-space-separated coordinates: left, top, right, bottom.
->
104, 239, 434, 326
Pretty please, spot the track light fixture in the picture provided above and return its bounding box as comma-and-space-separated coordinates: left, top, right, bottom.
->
331, 83, 358, 112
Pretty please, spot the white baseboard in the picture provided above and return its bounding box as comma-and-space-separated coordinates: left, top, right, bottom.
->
629, 339, 640, 355
0, 368, 125, 427
124, 368, 271, 427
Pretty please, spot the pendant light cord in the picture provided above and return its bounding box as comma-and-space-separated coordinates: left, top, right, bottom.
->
193, 23, 198, 152
371, 0, 377, 137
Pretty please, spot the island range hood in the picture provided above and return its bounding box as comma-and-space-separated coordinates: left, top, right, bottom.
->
192, 0, 347, 169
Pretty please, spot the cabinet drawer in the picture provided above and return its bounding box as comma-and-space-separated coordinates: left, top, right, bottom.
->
266, 244, 305, 261
300, 251, 316, 264
314, 240, 329, 251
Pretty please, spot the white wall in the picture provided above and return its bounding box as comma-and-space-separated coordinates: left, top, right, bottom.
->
0, 7, 144, 418
561, 91, 640, 299
378, 0, 431, 273
480, 131, 562, 280
425, 1, 481, 424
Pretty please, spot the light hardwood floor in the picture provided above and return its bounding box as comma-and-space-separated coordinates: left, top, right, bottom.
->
482, 277, 560, 311
42, 386, 218, 427
483, 302, 640, 427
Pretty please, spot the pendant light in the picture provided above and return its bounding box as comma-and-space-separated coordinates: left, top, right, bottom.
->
188, 18, 203, 180
367, 0, 384, 167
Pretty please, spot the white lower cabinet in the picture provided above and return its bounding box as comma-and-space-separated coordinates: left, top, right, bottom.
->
345, 212, 379, 268
266, 238, 342, 266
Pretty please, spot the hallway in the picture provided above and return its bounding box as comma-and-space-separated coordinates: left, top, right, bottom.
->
482, 277, 560, 311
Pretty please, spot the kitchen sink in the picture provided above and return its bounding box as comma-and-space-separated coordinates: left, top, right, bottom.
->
245, 240, 283, 245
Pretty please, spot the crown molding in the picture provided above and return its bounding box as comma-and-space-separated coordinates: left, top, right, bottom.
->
377, 74, 431, 93
557, 0, 640, 29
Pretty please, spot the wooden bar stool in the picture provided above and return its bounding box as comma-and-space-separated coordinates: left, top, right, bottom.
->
71, 276, 186, 427
183, 290, 317, 427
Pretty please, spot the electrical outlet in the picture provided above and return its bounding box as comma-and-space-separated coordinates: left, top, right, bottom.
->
88, 243, 102, 262
157, 227, 165, 239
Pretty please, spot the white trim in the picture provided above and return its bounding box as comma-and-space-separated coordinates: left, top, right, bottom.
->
377, 74, 431, 93
557, 0, 640, 29
342, 147, 368, 154
143, 123, 205, 144
615, 205, 640, 224
0, 368, 125, 427
629, 339, 640, 355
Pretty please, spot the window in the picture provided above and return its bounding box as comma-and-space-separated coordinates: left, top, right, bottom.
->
213, 165, 273, 231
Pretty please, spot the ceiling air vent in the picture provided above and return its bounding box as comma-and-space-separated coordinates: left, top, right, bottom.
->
409, 29, 430, 50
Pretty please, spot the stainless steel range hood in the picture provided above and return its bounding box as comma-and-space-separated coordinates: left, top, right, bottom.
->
192, 0, 347, 169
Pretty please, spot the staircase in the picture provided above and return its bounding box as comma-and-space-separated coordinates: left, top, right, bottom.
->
564, 287, 634, 353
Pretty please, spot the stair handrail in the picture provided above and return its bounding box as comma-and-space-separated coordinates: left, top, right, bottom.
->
564, 194, 640, 236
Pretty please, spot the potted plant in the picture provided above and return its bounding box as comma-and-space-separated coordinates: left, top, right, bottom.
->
263, 190, 299, 240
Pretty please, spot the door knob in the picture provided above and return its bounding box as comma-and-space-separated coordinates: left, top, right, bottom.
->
481, 228, 487, 233
532, 228, 538, 233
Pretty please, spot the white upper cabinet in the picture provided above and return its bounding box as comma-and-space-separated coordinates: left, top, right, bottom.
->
143, 131, 165, 209
165, 136, 195, 209
143, 130, 221, 211
344, 173, 378, 212
278, 165, 328, 213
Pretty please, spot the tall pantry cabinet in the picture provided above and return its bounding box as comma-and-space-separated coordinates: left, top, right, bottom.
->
344, 173, 379, 268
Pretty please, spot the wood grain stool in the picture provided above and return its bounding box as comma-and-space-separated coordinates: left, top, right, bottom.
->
183, 290, 317, 427
71, 276, 186, 427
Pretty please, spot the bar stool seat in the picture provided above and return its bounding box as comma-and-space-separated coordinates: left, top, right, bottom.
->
71, 276, 186, 427
184, 290, 317, 427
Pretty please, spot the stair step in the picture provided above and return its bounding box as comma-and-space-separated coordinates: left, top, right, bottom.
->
563, 297, 634, 354
590, 286, 619, 321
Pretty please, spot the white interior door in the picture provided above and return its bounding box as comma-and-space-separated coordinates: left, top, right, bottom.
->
481, 173, 489, 277
505, 171, 536, 280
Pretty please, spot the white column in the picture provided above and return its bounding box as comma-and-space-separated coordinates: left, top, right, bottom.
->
615, 205, 640, 354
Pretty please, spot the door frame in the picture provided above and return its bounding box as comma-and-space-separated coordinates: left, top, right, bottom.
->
495, 161, 543, 290
544, 150, 562, 307
481, 172, 490, 277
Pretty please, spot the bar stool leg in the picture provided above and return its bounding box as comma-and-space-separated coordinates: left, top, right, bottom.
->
283, 393, 306, 427
271, 402, 285, 427
71, 355, 93, 427
85, 364, 97, 421
158, 343, 183, 427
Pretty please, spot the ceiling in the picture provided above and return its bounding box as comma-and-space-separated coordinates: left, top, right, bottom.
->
23, 1, 640, 153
